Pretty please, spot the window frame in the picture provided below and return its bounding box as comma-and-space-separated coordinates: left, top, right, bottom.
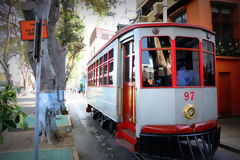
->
108, 49, 114, 85
211, 3, 236, 45
175, 36, 202, 87
202, 39, 216, 87
140, 35, 173, 88
87, 49, 114, 87
170, 7, 187, 24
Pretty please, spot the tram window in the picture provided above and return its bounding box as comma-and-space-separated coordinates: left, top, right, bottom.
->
100, 66, 103, 75
109, 49, 113, 59
141, 36, 171, 48
104, 54, 108, 62
125, 57, 130, 82
104, 64, 108, 74
96, 67, 99, 76
176, 50, 200, 86
109, 62, 113, 85
109, 76, 113, 85
109, 61, 114, 85
202, 40, 214, 52
132, 55, 135, 82
93, 70, 95, 85
142, 50, 172, 87
125, 43, 130, 56
88, 48, 114, 87
104, 77, 107, 85
96, 68, 99, 86
203, 53, 215, 86
203, 40, 215, 86
109, 61, 113, 72
175, 37, 199, 49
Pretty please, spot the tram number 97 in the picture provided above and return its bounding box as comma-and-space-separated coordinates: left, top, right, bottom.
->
184, 92, 195, 101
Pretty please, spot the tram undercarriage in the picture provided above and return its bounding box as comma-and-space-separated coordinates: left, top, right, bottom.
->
139, 128, 220, 160
87, 105, 220, 160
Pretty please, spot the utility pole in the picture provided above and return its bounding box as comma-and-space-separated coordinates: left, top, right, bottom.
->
33, 17, 43, 160
163, 0, 167, 23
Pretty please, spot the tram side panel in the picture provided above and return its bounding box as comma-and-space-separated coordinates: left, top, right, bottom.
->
87, 87, 117, 121
87, 39, 119, 122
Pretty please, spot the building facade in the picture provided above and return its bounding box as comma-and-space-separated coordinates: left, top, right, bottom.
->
135, 0, 240, 117
89, 27, 115, 58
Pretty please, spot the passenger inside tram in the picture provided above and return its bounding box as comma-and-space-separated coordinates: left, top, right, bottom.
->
176, 52, 200, 86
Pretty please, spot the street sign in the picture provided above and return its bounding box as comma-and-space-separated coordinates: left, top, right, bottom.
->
19, 20, 47, 41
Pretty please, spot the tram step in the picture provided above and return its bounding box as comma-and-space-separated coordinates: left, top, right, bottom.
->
122, 129, 136, 140
116, 138, 135, 152
117, 121, 136, 133
116, 122, 137, 149
118, 128, 136, 145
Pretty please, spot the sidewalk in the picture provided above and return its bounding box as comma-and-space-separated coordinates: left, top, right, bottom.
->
0, 94, 79, 160
218, 117, 240, 152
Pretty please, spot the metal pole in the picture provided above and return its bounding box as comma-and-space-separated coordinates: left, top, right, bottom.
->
163, 0, 167, 23
34, 17, 43, 160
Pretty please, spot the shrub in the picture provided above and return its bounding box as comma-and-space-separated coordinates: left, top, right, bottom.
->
0, 86, 28, 143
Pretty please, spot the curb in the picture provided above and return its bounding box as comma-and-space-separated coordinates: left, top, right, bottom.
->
219, 143, 240, 154
0, 147, 79, 160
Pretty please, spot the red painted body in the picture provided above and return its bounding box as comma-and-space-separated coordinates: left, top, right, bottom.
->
141, 119, 217, 134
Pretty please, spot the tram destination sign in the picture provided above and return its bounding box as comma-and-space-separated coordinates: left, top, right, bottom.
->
19, 20, 47, 41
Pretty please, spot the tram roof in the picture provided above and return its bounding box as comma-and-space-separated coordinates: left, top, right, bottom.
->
87, 22, 215, 65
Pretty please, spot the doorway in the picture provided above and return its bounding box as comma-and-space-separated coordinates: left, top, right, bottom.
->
122, 41, 136, 123
219, 72, 231, 116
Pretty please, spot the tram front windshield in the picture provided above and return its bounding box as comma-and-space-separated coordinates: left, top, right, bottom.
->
175, 37, 200, 86
141, 36, 215, 88
141, 36, 172, 87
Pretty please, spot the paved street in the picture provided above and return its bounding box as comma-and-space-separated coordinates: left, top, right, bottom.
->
66, 93, 240, 160
66, 93, 137, 160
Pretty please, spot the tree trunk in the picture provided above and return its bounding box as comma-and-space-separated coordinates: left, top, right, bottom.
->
22, 0, 58, 144
65, 53, 76, 84
0, 0, 12, 86
48, 0, 67, 114
0, 58, 11, 86
21, 71, 26, 91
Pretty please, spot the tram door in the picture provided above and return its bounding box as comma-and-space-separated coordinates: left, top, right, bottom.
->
122, 41, 136, 124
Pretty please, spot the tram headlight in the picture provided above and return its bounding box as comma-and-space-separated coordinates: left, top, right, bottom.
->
183, 104, 197, 119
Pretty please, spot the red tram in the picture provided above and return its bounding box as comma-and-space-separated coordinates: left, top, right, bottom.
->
86, 23, 220, 159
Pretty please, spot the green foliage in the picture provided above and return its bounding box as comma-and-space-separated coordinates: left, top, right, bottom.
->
56, 0, 116, 84
81, 0, 116, 17
216, 42, 240, 57
0, 86, 28, 143
216, 45, 225, 55
56, 1, 85, 48
56, 0, 85, 84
